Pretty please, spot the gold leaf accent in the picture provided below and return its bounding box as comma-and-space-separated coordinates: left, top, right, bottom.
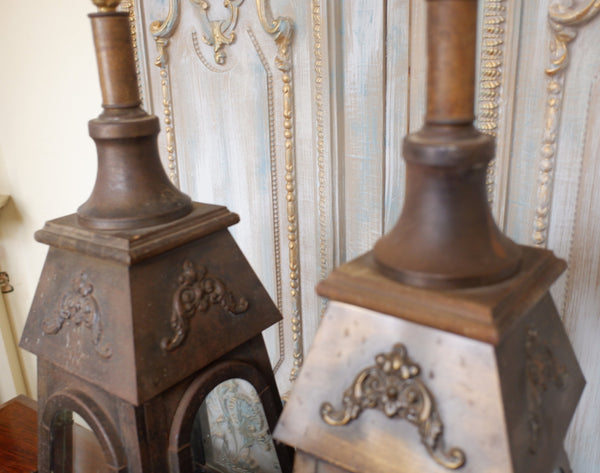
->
150, 0, 181, 186
478, 0, 508, 192
311, 0, 330, 322
533, 0, 600, 247
190, 0, 244, 65
247, 27, 285, 374
256, 0, 301, 382
92, 0, 121, 12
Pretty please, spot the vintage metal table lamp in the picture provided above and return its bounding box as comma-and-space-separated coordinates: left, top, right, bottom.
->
19, 1, 293, 472
274, 0, 584, 472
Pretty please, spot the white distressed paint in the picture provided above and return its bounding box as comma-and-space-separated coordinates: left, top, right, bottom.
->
0, 0, 597, 469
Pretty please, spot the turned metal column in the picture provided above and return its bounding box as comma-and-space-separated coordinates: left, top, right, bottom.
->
374, 0, 521, 288
77, 2, 192, 229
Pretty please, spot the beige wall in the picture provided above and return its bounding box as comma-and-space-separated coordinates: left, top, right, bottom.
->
0, 0, 101, 400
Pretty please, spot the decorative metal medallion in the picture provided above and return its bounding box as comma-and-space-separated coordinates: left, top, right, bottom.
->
525, 326, 567, 454
320, 344, 466, 470
161, 260, 249, 351
42, 273, 113, 359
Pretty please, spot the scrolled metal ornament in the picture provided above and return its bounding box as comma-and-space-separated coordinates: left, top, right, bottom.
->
162, 260, 249, 351
42, 273, 112, 359
320, 344, 466, 470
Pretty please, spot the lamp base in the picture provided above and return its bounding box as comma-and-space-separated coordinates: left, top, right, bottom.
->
275, 247, 584, 473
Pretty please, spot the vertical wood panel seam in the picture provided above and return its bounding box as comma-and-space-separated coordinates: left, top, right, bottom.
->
381, 0, 389, 236
560, 72, 599, 329
329, 1, 346, 267
311, 0, 330, 319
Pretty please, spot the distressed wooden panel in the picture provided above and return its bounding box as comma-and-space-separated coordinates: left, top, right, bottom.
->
383, 0, 411, 232
560, 69, 600, 473
132, 0, 600, 468
135, 0, 300, 389
133, 0, 414, 391
339, 1, 387, 260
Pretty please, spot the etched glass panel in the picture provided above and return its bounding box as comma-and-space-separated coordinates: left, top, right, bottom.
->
191, 379, 281, 473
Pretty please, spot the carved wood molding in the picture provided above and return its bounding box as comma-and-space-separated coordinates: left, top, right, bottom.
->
247, 26, 286, 374
478, 0, 508, 206
532, 0, 600, 247
191, 0, 244, 65
150, 0, 181, 187
255, 1, 302, 382
149, 0, 296, 377
311, 0, 331, 321
121, 1, 146, 109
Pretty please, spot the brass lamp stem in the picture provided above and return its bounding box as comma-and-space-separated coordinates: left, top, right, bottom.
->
90, 9, 141, 111
373, 0, 522, 288
425, 0, 477, 125
77, 0, 192, 230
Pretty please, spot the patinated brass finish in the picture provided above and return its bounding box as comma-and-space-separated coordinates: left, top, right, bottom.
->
20, 1, 293, 471
78, 2, 193, 230
373, 0, 521, 289
161, 259, 250, 351
274, 0, 584, 472
320, 344, 466, 470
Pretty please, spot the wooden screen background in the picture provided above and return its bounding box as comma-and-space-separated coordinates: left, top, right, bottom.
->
124, 0, 600, 469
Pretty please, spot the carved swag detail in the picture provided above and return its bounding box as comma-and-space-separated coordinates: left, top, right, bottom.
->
161, 260, 249, 351
42, 272, 112, 359
321, 344, 466, 470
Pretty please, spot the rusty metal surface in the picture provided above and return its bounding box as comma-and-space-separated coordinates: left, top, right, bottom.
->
78, 11, 192, 230
36, 335, 293, 473
19, 1, 292, 471
21, 228, 282, 406
373, 0, 521, 289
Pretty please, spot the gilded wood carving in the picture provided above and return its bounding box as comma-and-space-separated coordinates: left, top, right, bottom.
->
478, 0, 508, 204
533, 0, 600, 247
191, 0, 244, 65
310, 0, 330, 320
